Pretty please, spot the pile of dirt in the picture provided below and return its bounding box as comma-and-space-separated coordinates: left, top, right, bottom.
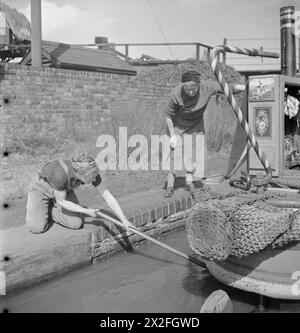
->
136, 60, 245, 87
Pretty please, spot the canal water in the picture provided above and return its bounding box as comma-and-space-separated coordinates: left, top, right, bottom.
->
1, 230, 298, 313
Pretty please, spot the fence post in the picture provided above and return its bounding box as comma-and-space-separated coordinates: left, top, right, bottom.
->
196, 44, 200, 61
125, 44, 129, 62
207, 48, 211, 61
223, 38, 227, 64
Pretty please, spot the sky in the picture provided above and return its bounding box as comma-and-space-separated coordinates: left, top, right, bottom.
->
2, 0, 300, 70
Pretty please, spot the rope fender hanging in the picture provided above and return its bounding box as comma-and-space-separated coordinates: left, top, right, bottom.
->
186, 197, 299, 261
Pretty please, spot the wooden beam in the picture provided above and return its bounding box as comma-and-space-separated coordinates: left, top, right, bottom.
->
31, 0, 42, 68
196, 44, 200, 61
74, 42, 213, 49
125, 44, 129, 62
223, 38, 227, 64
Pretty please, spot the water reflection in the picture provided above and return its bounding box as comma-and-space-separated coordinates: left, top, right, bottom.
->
1, 230, 299, 313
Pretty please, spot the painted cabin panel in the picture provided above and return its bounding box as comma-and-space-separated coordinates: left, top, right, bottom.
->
248, 74, 300, 180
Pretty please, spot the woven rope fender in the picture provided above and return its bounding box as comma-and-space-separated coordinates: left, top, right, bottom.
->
186, 198, 295, 261
229, 204, 294, 258
209, 197, 257, 217
186, 202, 233, 261
270, 210, 300, 249
193, 186, 246, 204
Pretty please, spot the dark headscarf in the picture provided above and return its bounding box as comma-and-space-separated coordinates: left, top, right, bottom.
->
181, 70, 200, 83
71, 154, 99, 184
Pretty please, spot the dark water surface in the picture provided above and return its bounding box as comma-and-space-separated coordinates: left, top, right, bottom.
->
2, 230, 299, 313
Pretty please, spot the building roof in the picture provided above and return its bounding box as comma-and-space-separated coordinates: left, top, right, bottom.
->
0, 2, 31, 41
19, 40, 137, 76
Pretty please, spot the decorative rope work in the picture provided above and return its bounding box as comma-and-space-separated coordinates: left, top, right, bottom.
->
186, 199, 295, 260
270, 211, 300, 248
192, 185, 246, 203
209, 197, 258, 217
270, 178, 300, 189
186, 203, 232, 261
192, 185, 214, 202
228, 204, 293, 258
208, 45, 279, 183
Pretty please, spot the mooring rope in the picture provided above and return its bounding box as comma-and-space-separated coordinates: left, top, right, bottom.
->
271, 177, 300, 189
208, 45, 280, 185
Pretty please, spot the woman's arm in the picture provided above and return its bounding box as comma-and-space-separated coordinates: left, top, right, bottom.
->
166, 117, 178, 149
54, 189, 99, 217
166, 116, 175, 137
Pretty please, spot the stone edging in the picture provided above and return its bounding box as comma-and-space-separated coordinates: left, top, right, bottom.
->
0, 189, 193, 296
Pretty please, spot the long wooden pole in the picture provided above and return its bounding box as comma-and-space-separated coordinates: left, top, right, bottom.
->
96, 211, 207, 269
31, 0, 42, 68
74, 42, 213, 48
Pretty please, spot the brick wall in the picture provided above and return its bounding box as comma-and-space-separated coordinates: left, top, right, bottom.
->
0, 64, 172, 147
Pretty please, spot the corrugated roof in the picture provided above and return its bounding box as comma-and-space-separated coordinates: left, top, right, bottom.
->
20, 40, 137, 75
0, 2, 30, 41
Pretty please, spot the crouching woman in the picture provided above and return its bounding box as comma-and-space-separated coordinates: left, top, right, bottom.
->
26, 154, 133, 233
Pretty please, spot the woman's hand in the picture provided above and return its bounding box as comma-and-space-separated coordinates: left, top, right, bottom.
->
85, 208, 101, 218
169, 135, 178, 149
122, 219, 135, 229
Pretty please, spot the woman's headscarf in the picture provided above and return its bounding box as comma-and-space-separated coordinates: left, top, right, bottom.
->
71, 154, 99, 184
181, 70, 200, 83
